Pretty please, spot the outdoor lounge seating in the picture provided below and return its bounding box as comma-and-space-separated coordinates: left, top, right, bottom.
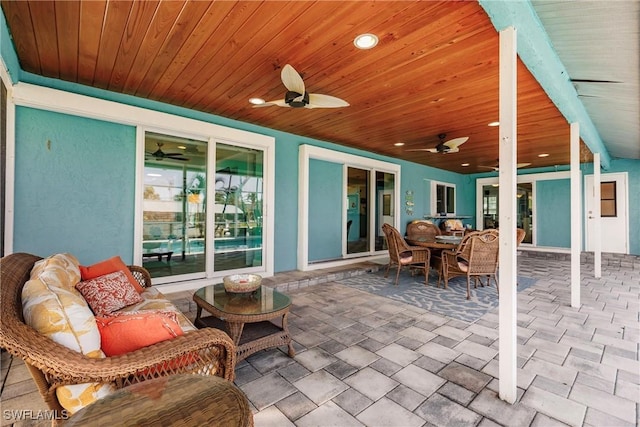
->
0, 252, 242, 422
438, 229, 500, 299
381, 223, 431, 286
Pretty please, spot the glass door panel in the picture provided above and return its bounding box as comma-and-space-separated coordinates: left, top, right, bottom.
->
482, 183, 533, 244
517, 183, 533, 243
214, 144, 264, 272
346, 167, 369, 254
375, 171, 395, 251
143, 132, 207, 279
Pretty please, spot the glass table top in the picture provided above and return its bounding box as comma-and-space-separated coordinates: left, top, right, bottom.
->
195, 283, 291, 316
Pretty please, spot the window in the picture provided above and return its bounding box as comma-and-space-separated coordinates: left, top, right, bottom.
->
600, 181, 617, 217
431, 181, 456, 215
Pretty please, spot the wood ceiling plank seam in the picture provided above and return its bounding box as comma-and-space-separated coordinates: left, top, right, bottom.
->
213, 1, 374, 117
189, 1, 337, 112
286, 60, 499, 136
135, 0, 213, 99
107, 0, 160, 92
54, 1, 79, 82
259, 40, 499, 136
76, 0, 106, 86
158, 1, 266, 107
0, 1, 41, 75
93, 0, 136, 90
258, 25, 497, 132
268, 1, 421, 92
28, 0, 59, 79
150, 1, 237, 98
301, 4, 493, 96
120, 0, 186, 94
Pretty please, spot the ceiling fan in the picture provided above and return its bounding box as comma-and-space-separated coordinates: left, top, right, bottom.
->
407, 133, 469, 154
146, 142, 189, 161
255, 64, 349, 109
479, 160, 532, 172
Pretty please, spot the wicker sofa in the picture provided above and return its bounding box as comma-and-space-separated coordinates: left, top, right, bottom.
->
0, 252, 239, 419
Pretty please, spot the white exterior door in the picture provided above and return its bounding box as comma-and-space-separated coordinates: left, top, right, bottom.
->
585, 172, 629, 253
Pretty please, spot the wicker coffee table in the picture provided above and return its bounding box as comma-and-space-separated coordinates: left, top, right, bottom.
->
193, 284, 295, 361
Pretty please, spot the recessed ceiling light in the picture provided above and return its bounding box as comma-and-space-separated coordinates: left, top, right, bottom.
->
461, 163, 470, 167
394, 142, 405, 147
249, 98, 265, 105
177, 145, 186, 150
354, 33, 378, 50
488, 121, 500, 127
538, 153, 550, 157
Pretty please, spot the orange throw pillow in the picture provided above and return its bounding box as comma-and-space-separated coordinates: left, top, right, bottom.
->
96, 311, 184, 357
80, 256, 144, 293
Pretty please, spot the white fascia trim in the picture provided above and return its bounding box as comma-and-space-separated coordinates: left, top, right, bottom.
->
11, 82, 274, 146
2, 61, 15, 254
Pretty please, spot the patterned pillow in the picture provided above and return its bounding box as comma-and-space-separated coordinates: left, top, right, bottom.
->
76, 271, 143, 316
22, 268, 115, 414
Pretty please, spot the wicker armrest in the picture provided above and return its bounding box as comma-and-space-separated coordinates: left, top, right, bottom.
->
127, 265, 153, 288
3, 323, 236, 385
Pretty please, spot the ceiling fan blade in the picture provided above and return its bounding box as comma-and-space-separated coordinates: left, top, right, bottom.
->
446, 147, 460, 153
254, 99, 289, 108
281, 64, 305, 95
406, 148, 439, 153
306, 93, 350, 108
444, 137, 469, 150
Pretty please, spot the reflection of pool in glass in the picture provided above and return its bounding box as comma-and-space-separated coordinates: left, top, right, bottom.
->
144, 236, 263, 258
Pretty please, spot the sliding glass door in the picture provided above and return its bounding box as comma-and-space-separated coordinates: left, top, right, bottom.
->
143, 133, 265, 281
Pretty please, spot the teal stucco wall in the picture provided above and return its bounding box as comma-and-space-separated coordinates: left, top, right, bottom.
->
13, 107, 137, 263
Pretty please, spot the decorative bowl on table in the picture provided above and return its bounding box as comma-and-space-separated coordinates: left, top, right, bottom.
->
223, 274, 262, 294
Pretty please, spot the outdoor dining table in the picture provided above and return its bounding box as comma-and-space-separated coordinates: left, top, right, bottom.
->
405, 237, 460, 251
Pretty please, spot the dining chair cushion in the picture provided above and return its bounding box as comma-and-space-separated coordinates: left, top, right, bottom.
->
79, 256, 145, 293
399, 251, 413, 265
76, 271, 143, 316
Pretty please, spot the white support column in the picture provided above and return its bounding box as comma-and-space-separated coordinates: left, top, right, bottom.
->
570, 122, 581, 308
593, 153, 601, 278
498, 25, 518, 404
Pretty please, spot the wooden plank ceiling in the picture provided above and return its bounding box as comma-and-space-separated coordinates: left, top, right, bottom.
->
1, 0, 592, 174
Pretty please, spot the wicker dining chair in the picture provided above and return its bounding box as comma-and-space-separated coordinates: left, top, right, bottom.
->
438, 230, 500, 299
406, 221, 441, 241
381, 223, 431, 286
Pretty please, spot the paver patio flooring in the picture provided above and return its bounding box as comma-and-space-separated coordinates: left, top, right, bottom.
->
2, 252, 638, 426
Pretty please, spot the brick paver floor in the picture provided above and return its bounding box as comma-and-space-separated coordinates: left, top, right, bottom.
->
2, 253, 638, 426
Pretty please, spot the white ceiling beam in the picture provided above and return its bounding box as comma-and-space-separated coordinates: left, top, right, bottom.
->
479, 0, 612, 169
